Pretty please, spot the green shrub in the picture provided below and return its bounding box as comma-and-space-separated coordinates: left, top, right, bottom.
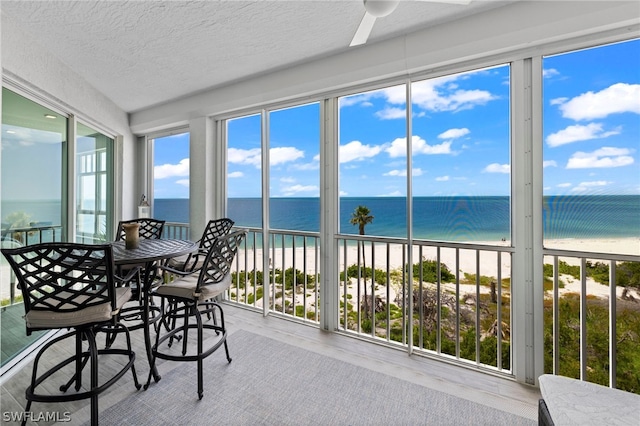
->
410, 258, 455, 283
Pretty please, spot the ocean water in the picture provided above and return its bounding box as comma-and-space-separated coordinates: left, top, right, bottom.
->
155, 195, 640, 242
3, 196, 638, 242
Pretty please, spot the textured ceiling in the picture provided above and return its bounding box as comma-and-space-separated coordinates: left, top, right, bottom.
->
1, 0, 513, 113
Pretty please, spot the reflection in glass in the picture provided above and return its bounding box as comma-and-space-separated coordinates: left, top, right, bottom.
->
76, 122, 113, 242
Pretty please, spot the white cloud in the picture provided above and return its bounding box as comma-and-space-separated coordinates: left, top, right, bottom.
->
383, 168, 423, 177
228, 146, 304, 167
436, 175, 450, 181
228, 147, 261, 167
557, 183, 572, 188
175, 179, 189, 187
373, 74, 497, 114
550, 97, 568, 106
546, 123, 620, 147
340, 140, 384, 163
543, 160, 558, 168
339, 93, 374, 108
411, 77, 498, 112
154, 158, 189, 179
438, 128, 470, 140
281, 184, 319, 196
270, 147, 304, 166
543, 68, 560, 78
375, 107, 406, 120
483, 163, 510, 174
557, 83, 640, 120
380, 190, 403, 196
571, 181, 612, 192
228, 171, 243, 178
386, 136, 453, 157
566, 147, 635, 169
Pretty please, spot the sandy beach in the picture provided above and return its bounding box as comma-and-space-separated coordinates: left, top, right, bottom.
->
234, 237, 640, 301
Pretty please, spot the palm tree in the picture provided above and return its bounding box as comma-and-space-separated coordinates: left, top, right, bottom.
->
350, 205, 374, 319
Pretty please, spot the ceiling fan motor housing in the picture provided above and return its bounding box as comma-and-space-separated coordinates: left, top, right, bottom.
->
364, 0, 400, 18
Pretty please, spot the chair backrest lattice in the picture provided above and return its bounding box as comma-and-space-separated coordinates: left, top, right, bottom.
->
115, 218, 166, 241
1, 243, 116, 314
197, 229, 246, 290
199, 218, 235, 250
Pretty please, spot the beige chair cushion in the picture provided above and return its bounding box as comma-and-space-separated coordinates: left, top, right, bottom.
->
25, 287, 132, 329
155, 274, 231, 301
166, 253, 205, 272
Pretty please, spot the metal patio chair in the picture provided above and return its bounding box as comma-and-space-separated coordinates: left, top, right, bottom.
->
1, 242, 140, 426
145, 229, 246, 399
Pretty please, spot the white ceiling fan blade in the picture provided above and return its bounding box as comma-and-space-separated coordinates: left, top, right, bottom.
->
350, 12, 377, 47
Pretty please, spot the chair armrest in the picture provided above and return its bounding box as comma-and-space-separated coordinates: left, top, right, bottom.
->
158, 263, 199, 279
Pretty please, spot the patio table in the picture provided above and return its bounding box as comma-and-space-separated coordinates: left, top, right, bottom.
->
111, 238, 197, 383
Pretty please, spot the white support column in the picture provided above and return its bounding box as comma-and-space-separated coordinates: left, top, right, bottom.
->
112, 135, 124, 235
261, 110, 271, 318
511, 58, 544, 385
212, 119, 227, 219
189, 116, 215, 239
137, 135, 149, 218
405, 81, 414, 354
531, 55, 545, 386
66, 115, 77, 242
320, 97, 339, 331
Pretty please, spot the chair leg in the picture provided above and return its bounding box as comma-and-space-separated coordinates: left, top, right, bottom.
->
195, 307, 204, 400
60, 331, 90, 393
114, 321, 142, 390
214, 303, 232, 363
87, 328, 100, 426
182, 305, 191, 356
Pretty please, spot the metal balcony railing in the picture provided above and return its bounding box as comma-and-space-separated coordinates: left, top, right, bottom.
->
542, 248, 640, 391
225, 227, 639, 390
1, 224, 64, 305
336, 237, 514, 374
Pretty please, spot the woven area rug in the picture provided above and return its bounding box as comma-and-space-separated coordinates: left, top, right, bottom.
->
96, 329, 534, 425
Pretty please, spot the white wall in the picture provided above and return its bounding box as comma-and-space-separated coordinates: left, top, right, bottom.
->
1, 12, 138, 219
129, 1, 640, 134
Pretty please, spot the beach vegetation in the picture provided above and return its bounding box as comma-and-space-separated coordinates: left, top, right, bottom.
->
543, 293, 640, 394
543, 260, 580, 280
274, 267, 315, 290
587, 261, 640, 289
246, 287, 263, 304
340, 264, 391, 286
1, 295, 23, 306
389, 304, 402, 320
390, 324, 403, 342
410, 258, 455, 283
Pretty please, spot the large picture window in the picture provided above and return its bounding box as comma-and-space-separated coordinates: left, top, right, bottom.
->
152, 131, 190, 223
543, 39, 640, 254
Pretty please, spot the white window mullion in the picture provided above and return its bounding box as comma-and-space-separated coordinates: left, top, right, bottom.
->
67, 115, 77, 242
320, 97, 339, 331
261, 109, 270, 318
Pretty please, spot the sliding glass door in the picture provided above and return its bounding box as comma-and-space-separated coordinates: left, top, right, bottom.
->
1, 87, 68, 368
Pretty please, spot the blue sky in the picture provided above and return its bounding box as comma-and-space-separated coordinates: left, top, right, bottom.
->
153, 39, 640, 199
